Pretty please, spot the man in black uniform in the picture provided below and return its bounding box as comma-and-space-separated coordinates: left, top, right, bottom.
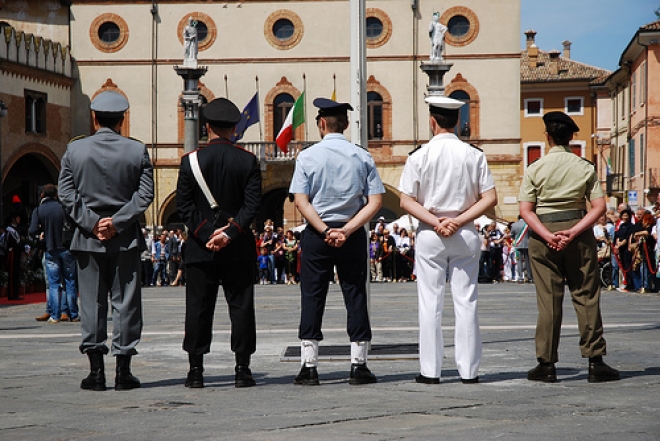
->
176, 98, 262, 388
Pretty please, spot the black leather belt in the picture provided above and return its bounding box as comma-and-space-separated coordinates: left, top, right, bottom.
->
538, 210, 586, 223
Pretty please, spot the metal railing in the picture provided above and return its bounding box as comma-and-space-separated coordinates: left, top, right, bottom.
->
238, 141, 312, 166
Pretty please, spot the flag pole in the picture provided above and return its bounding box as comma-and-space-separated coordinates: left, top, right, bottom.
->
303, 73, 308, 142
256, 75, 263, 142
332, 73, 337, 101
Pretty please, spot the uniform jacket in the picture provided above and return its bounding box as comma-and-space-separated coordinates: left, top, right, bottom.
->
58, 127, 154, 253
176, 137, 261, 264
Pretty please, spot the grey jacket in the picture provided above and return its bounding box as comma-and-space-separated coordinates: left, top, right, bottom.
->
58, 128, 154, 253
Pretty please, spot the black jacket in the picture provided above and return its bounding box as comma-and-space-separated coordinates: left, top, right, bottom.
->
29, 198, 67, 252
176, 138, 262, 264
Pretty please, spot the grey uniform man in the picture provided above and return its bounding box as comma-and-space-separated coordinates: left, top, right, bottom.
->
59, 91, 154, 391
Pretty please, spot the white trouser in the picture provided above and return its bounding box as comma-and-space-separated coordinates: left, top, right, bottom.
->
415, 225, 482, 380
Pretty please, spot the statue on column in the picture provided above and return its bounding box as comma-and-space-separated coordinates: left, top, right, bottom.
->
429, 12, 447, 62
183, 17, 198, 68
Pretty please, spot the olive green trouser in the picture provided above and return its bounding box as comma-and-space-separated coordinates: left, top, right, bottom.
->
528, 219, 607, 363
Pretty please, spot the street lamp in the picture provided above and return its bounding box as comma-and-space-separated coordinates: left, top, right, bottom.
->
0, 100, 7, 224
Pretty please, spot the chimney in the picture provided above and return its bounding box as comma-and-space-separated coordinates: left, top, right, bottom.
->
525, 29, 537, 49
548, 50, 561, 75
562, 40, 572, 59
528, 44, 539, 68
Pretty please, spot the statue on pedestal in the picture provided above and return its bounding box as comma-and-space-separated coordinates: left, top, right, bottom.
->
429, 12, 447, 62
183, 17, 198, 68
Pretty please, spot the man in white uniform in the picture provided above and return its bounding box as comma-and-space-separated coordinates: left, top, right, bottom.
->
399, 95, 497, 384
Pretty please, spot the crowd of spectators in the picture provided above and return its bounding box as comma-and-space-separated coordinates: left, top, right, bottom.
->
141, 227, 186, 287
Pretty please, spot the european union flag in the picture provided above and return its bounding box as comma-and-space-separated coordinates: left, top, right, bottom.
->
231, 92, 260, 143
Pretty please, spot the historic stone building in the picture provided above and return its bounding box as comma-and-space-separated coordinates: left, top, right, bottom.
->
2, 0, 521, 228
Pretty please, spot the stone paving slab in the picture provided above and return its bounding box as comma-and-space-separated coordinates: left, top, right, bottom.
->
1, 282, 659, 440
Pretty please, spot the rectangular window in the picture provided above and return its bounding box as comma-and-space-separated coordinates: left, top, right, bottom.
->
25, 89, 47, 135
632, 72, 636, 110
569, 144, 582, 157
523, 142, 543, 169
640, 63, 647, 105
629, 138, 635, 177
565, 96, 583, 115
640, 133, 645, 175
524, 98, 543, 117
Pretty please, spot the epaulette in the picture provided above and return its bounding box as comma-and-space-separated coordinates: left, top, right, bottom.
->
579, 156, 595, 167
469, 143, 483, 152
408, 145, 423, 156
182, 146, 203, 157
355, 144, 368, 151
128, 136, 144, 144
68, 135, 87, 143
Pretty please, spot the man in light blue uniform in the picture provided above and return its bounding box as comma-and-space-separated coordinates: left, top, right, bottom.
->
289, 98, 384, 386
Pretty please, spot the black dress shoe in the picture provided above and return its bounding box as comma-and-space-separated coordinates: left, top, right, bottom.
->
235, 365, 256, 388
349, 363, 377, 385
185, 367, 204, 388
527, 362, 557, 382
415, 374, 440, 384
294, 365, 320, 386
81, 369, 107, 391
461, 376, 479, 384
588, 358, 620, 383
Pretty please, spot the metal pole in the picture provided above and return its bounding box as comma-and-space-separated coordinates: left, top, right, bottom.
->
350, 0, 371, 347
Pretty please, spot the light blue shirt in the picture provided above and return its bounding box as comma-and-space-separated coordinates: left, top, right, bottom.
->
289, 133, 385, 222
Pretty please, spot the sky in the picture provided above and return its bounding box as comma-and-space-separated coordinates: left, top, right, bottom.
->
521, 0, 659, 71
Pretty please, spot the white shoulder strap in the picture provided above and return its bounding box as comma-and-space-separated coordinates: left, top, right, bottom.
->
189, 151, 218, 210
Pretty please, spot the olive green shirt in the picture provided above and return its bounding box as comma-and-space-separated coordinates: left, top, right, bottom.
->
519, 146, 604, 215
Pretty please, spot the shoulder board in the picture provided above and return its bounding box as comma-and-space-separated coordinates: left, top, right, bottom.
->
408, 145, 423, 156
528, 157, 541, 167
469, 143, 483, 152
579, 156, 595, 167
354, 144, 368, 151
127, 136, 144, 144
182, 146, 204, 158
68, 135, 87, 143
234, 144, 256, 156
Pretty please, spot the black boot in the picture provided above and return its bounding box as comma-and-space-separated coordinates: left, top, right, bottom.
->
588, 356, 620, 383
115, 354, 141, 390
527, 361, 557, 383
235, 353, 256, 388
185, 353, 204, 388
349, 363, 377, 385
81, 351, 106, 391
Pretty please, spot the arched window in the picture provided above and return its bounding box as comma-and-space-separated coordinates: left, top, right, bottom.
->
449, 90, 470, 139
367, 92, 383, 140
273, 93, 294, 139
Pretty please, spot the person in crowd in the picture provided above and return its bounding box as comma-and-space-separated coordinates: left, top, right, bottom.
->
381, 229, 397, 282
519, 110, 618, 384
273, 235, 287, 284
141, 228, 154, 287
289, 97, 384, 386
29, 184, 79, 323
369, 231, 383, 282
510, 215, 532, 284
614, 209, 634, 292
488, 221, 504, 283
152, 231, 169, 287
257, 246, 270, 285
284, 230, 299, 285
399, 95, 497, 385
58, 90, 154, 391
397, 228, 413, 282
176, 97, 261, 389
629, 211, 656, 292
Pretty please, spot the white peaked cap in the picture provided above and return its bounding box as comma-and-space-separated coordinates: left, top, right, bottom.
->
424, 95, 465, 109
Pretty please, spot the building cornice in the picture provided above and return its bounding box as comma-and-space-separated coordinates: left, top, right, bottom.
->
0, 59, 75, 88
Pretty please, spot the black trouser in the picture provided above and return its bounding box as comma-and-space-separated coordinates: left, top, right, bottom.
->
489, 247, 503, 281
183, 257, 256, 356
298, 224, 372, 342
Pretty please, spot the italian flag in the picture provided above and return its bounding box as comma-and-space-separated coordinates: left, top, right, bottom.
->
275, 92, 305, 154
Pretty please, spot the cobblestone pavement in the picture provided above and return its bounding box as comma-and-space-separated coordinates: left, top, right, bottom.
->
1, 281, 659, 440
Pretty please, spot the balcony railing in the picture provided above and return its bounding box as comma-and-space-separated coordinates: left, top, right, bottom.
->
606, 173, 624, 194
238, 141, 313, 167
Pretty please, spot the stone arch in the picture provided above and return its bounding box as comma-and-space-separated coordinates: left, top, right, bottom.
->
178, 81, 215, 143
264, 77, 303, 142
91, 78, 131, 137
158, 190, 181, 229
3, 143, 60, 183
445, 73, 480, 140
366, 75, 393, 140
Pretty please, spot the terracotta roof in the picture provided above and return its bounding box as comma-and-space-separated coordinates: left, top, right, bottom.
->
521, 50, 611, 83
640, 20, 660, 31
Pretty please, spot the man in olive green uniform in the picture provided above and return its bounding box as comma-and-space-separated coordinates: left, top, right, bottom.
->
519, 111, 619, 383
